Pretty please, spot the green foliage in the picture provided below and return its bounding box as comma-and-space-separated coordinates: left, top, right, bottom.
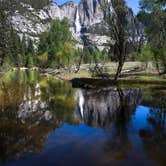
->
138, 45, 154, 62
0, 0, 38, 69
0, 0, 50, 11
138, 0, 166, 73
38, 18, 74, 68
82, 46, 109, 64
137, 11, 153, 27
38, 52, 48, 68
0, 5, 10, 66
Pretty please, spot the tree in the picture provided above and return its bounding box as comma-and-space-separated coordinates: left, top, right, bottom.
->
20, 0, 50, 9
138, 44, 153, 69
73, 48, 84, 73
38, 18, 73, 68
0, 0, 29, 68
0, 3, 9, 66
8, 28, 22, 67
138, 0, 166, 74
102, 0, 136, 80
62, 42, 74, 72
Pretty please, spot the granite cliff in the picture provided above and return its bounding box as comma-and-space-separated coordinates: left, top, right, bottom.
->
9, 0, 144, 49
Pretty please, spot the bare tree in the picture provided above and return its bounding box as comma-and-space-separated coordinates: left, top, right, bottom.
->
102, 0, 136, 80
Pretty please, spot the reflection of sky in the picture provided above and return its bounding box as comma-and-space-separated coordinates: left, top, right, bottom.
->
132, 106, 152, 130
3, 105, 164, 166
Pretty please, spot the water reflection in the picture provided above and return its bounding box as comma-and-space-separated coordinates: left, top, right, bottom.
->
139, 107, 166, 165
0, 71, 166, 166
0, 71, 76, 163
76, 88, 142, 128
75, 88, 142, 163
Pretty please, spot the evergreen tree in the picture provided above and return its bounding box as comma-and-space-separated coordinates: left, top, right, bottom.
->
0, 0, 37, 68
0, 4, 9, 66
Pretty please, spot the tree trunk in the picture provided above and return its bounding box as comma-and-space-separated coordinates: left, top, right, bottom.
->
114, 61, 123, 81
74, 52, 83, 73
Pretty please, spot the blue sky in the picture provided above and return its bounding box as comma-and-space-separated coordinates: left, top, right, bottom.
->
54, 0, 140, 14
126, 0, 140, 14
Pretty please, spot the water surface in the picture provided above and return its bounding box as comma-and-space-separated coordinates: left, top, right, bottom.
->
0, 71, 165, 166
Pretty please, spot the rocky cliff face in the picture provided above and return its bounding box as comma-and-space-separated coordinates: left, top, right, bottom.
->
9, 0, 144, 49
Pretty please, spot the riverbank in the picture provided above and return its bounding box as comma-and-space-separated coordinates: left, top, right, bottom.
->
40, 62, 166, 87
40, 67, 166, 91
0, 62, 165, 89
39, 62, 157, 79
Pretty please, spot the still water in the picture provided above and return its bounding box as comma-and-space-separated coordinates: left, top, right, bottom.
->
0, 71, 165, 166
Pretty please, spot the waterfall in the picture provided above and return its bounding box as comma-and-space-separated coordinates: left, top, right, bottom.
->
75, 8, 81, 35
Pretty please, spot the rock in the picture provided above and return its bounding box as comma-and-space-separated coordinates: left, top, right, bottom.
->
4, 0, 144, 50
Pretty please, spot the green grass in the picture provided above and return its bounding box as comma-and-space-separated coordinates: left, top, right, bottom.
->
1, 62, 165, 90
70, 70, 166, 90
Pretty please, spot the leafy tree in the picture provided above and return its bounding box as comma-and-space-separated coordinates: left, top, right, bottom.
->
73, 48, 84, 73
38, 52, 48, 69
62, 42, 74, 71
138, 0, 166, 74
38, 18, 73, 68
138, 44, 153, 68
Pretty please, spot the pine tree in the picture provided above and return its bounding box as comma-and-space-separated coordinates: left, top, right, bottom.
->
0, 4, 9, 66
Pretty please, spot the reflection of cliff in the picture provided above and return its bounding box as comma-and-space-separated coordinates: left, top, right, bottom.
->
76, 88, 142, 128
0, 104, 59, 163
0, 72, 77, 163
0, 95, 59, 163
18, 83, 53, 121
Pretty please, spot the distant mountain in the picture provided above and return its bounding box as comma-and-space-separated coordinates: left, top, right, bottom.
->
4, 0, 144, 49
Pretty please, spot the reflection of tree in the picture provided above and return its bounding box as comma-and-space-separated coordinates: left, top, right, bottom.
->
148, 108, 166, 129
75, 87, 142, 161
39, 78, 77, 124
104, 124, 131, 161
139, 107, 166, 165
0, 71, 77, 163
142, 89, 166, 109
0, 71, 38, 108
103, 88, 139, 161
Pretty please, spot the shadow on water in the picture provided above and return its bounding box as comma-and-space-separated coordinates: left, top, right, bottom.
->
0, 71, 166, 166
